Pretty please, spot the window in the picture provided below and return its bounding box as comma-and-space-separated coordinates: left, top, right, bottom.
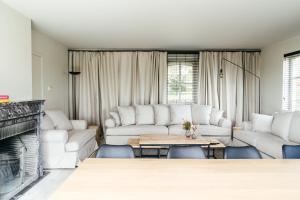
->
167, 53, 199, 104
282, 52, 300, 111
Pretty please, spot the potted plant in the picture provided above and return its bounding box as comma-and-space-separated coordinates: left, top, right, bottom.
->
182, 120, 192, 138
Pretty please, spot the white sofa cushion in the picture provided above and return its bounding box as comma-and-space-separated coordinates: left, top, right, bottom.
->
41, 130, 69, 143
252, 113, 273, 133
105, 118, 116, 128
106, 125, 168, 136
45, 110, 73, 130
192, 104, 211, 125
110, 112, 121, 126
168, 125, 186, 135
118, 106, 135, 126
241, 121, 253, 131
65, 129, 96, 152
41, 115, 55, 130
271, 112, 293, 140
288, 111, 300, 143
168, 124, 231, 136
210, 108, 224, 126
135, 105, 154, 125
153, 105, 170, 125
234, 130, 260, 146
255, 132, 297, 158
70, 120, 88, 130
169, 104, 192, 125
219, 118, 232, 129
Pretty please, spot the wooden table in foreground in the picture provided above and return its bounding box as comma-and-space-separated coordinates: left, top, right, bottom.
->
128, 134, 225, 157
51, 159, 300, 200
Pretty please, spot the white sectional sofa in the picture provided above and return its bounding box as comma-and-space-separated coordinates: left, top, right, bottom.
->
40, 110, 98, 168
105, 104, 232, 145
233, 112, 300, 158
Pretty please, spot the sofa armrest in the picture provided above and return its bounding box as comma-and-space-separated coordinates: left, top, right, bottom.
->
70, 120, 87, 130
105, 118, 116, 128
41, 130, 68, 143
241, 121, 252, 131
219, 118, 232, 129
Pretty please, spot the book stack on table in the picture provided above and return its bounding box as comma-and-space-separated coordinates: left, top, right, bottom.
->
0, 95, 10, 104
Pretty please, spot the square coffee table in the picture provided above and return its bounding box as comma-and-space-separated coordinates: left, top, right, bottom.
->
128, 134, 225, 158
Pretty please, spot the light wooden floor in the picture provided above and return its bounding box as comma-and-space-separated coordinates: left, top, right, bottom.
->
17, 169, 74, 200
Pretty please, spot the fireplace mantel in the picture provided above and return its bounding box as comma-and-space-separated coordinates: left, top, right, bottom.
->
0, 100, 44, 200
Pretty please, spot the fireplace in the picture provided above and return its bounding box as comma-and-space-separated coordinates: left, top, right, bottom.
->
0, 100, 44, 200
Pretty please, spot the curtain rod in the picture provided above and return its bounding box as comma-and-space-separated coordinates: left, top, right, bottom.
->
68, 48, 261, 53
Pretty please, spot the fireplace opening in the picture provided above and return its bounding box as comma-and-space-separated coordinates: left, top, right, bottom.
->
0, 137, 25, 197
0, 100, 44, 200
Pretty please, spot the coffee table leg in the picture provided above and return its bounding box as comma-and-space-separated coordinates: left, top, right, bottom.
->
140, 146, 143, 158
207, 144, 210, 158
158, 148, 160, 158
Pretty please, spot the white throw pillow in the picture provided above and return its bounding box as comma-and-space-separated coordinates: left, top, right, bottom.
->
105, 118, 116, 128
288, 111, 300, 143
252, 113, 273, 133
135, 105, 155, 125
192, 104, 212, 125
118, 106, 135, 126
109, 112, 121, 126
210, 108, 224, 126
271, 112, 293, 140
169, 104, 192, 125
40, 115, 55, 130
153, 105, 170, 125
45, 110, 73, 130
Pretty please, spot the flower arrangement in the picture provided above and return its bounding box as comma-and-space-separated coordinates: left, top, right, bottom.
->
182, 120, 192, 131
182, 120, 198, 139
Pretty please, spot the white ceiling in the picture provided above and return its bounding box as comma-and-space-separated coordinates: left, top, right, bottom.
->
3, 0, 300, 49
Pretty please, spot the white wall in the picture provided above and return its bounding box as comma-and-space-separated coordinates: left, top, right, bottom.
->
0, 1, 32, 101
32, 30, 69, 114
261, 34, 300, 115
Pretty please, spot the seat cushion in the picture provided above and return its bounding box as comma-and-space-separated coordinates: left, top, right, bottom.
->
234, 130, 259, 146
255, 132, 297, 158
106, 125, 168, 136
168, 125, 186, 135
198, 125, 231, 136
65, 129, 96, 152
168, 125, 230, 136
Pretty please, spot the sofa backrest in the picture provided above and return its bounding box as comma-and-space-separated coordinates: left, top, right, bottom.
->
112, 104, 224, 127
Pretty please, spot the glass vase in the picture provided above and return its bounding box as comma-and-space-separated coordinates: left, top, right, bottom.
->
185, 130, 191, 138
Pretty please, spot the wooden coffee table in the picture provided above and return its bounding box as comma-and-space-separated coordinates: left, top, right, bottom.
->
128, 134, 225, 158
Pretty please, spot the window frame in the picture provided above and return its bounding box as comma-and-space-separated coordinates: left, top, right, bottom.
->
282, 51, 300, 111
167, 53, 199, 104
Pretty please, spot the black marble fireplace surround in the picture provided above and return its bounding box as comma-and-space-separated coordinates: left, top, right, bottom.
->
0, 100, 44, 200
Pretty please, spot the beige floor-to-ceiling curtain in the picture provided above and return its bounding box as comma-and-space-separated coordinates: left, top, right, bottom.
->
68, 51, 167, 139
198, 51, 260, 125
243, 52, 260, 121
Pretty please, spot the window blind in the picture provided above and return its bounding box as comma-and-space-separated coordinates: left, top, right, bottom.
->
167, 53, 199, 104
282, 52, 300, 111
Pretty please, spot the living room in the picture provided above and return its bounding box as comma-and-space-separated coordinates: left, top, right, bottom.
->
1, 0, 300, 199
